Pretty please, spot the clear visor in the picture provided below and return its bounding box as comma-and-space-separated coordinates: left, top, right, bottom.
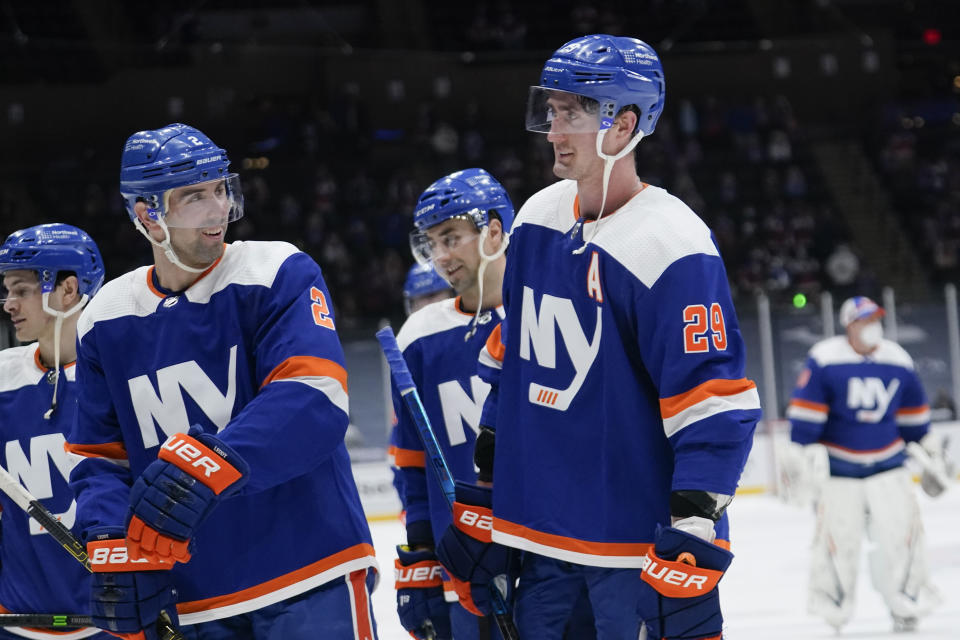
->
162, 174, 244, 229
409, 219, 480, 266
525, 87, 607, 134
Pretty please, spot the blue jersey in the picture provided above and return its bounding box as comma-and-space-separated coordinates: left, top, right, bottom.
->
479, 180, 761, 567
0, 345, 103, 640
787, 335, 930, 478
392, 297, 503, 546
66, 241, 376, 625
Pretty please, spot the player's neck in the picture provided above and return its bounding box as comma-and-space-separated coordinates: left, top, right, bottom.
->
151, 247, 209, 292
37, 320, 78, 369
576, 161, 642, 220
459, 259, 504, 314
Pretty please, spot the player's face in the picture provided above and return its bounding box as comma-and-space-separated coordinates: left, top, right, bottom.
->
1, 270, 47, 342
545, 93, 604, 181
165, 180, 230, 268
424, 217, 481, 294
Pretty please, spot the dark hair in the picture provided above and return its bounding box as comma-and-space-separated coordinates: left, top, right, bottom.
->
54, 270, 77, 287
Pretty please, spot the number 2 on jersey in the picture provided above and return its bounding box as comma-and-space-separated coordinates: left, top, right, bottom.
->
683, 303, 727, 353
310, 287, 335, 329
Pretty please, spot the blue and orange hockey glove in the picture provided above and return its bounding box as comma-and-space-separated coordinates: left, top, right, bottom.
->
87, 527, 179, 640
395, 545, 452, 640
126, 430, 248, 564
638, 518, 734, 640
435, 482, 519, 617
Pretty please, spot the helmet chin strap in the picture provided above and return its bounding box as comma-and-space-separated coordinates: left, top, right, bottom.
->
572, 127, 645, 255
41, 291, 89, 420
464, 226, 509, 341
135, 216, 210, 274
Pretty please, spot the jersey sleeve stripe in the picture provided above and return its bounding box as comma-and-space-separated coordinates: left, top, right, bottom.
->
63, 441, 129, 461
176, 542, 377, 624
392, 447, 426, 468
271, 375, 349, 416
659, 378, 758, 418
484, 324, 505, 363
896, 405, 931, 426
662, 388, 761, 438
261, 356, 348, 392
787, 404, 827, 424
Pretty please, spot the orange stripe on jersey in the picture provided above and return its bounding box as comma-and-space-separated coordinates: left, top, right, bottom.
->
788, 398, 829, 413
896, 405, 929, 415
64, 440, 129, 460
660, 378, 757, 419
821, 437, 903, 454
177, 543, 376, 616
146, 252, 225, 299
493, 517, 653, 557
392, 447, 426, 468
485, 324, 505, 363
261, 356, 348, 392
349, 568, 375, 640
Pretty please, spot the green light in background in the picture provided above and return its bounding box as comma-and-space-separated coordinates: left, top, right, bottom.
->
793, 293, 807, 308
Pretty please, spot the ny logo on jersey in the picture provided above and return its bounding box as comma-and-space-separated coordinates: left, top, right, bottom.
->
847, 376, 900, 423
4, 433, 78, 535
519, 286, 601, 411
128, 345, 238, 448
437, 376, 490, 446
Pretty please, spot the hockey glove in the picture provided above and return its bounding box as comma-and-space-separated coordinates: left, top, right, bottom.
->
127, 431, 249, 564
395, 545, 452, 640
87, 527, 179, 640
435, 482, 518, 617
638, 518, 734, 640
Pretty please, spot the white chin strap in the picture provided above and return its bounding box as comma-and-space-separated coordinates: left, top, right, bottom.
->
572, 128, 645, 255
135, 217, 209, 274
41, 292, 89, 419
464, 226, 509, 341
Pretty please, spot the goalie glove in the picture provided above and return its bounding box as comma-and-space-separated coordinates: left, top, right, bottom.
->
395, 545, 452, 640
126, 430, 249, 564
87, 527, 178, 640
638, 517, 733, 640
908, 431, 953, 498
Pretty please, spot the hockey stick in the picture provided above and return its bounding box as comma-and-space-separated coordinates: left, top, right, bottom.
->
0, 463, 184, 640
377, 327, 521, 640
0, 613, 91, 628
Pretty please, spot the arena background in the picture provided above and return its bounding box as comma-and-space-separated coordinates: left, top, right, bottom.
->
3, 2, 960, 637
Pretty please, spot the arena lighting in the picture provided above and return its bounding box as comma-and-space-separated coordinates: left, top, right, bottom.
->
922, 28, 942, 46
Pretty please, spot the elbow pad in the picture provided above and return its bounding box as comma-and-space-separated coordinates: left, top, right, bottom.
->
474, 426, 496, 483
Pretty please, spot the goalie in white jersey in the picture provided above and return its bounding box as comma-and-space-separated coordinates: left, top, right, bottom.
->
787, 295, 946, 632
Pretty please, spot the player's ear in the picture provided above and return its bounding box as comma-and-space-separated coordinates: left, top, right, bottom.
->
58, 274, 80, 307
134, 201, 157, 231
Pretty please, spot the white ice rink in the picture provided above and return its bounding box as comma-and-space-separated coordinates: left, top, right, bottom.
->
368, 488, 960, 639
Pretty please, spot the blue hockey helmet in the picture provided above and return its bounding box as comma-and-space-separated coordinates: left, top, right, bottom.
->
410, 168, 514, 265
404, 262, 451, 299
0, 223, 105, 297
525, 34, 665, 136
119, 123, 244, 228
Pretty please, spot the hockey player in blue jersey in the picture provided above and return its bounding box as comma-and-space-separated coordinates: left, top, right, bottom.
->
435, 36, 761, 639
403, 263, 453, 316
388, 264, 453, 520
391, 169, 512, 640
787, 295, 944, 632
0, 223, 110, 640
65, 124, 378, 640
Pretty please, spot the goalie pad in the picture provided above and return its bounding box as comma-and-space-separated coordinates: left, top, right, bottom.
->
864, 468, 943, 619
775, 441, 829, 507
907, 431, 954, 497
807, 477, 865, 629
